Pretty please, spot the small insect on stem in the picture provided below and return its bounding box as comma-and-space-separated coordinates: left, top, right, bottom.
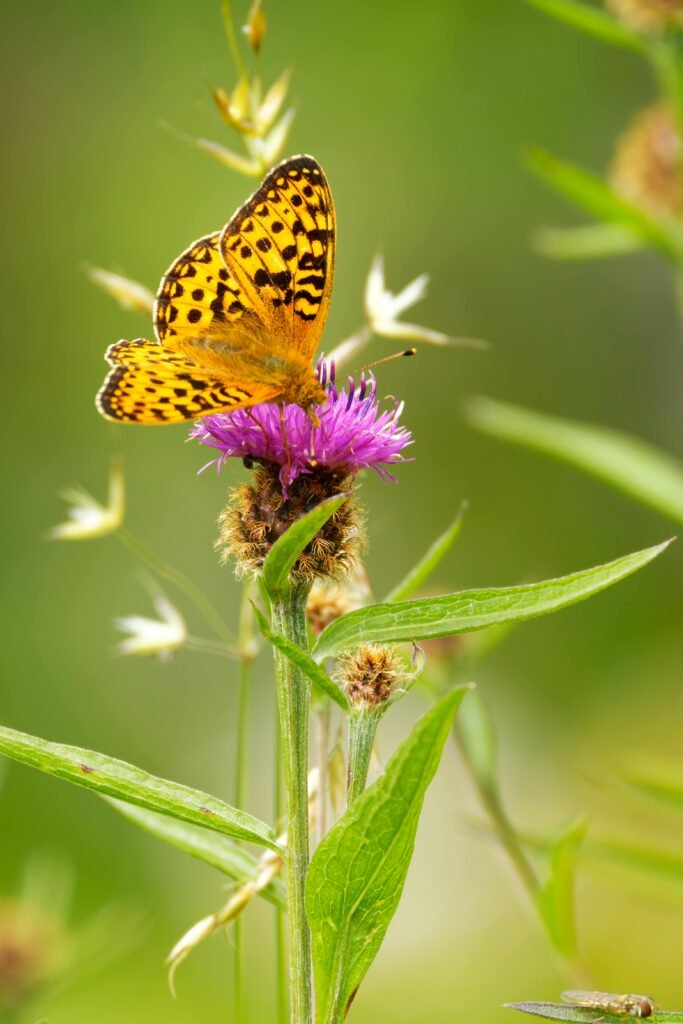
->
562, 991, 657, 1021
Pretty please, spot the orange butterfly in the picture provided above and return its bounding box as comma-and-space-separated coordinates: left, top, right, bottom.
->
96, 155, 335, 424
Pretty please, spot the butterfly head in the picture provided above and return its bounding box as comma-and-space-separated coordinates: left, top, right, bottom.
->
281, 369, 327, 418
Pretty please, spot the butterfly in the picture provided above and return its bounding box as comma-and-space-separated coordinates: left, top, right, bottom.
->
96, 154, 335, 424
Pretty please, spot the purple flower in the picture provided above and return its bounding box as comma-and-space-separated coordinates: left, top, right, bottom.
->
190, 362, 413, 495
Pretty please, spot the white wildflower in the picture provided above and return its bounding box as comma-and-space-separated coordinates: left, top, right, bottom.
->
49, 461, 124, 541
114, 586, 186, 660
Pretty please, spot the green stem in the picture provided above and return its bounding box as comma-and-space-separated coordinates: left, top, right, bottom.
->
673, 264, 683, 336
221, 0, 247, 80
271, 584, 313, 1024
233, 583, 256, 1024
346, 710, 381, 807
275, 701, 288, 1024
118, 529, 236, 648
453, 731, 538, 898
315, 705, 330, 844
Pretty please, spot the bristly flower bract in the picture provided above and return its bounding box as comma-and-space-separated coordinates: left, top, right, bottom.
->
198, 363, 413, 581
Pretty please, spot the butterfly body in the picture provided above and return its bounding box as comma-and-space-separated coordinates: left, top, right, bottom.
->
97, 155, 334, 424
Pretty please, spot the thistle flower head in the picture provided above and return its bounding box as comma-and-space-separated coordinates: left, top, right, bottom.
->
611, 104, 681, 218
306, 568, 371, 636
0, 899, 63, 1014
191, 362, 413, 496
606, 0, 683, 32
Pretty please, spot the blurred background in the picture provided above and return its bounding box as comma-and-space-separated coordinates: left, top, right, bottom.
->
1, 1, 682, 1021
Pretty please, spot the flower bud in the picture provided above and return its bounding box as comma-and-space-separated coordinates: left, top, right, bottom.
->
606, 0, 683, 32
610, 104, 681, 218
243, 0, 266, 54
337, 644, 404, 709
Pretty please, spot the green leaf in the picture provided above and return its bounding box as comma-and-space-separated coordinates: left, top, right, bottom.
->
456, 688, 498, 800
525, 0, 648, 53
383, 502, 467, 602
507, 1004, 683, 1024
467, 396, 683, 524
526, 149, 682, 259
306, 687, 468, 1023
537, 817, 586, 958
624, 770, 683, 811
105, 799, 286, 908
534, 223, 646, 260
0, 725, 281, 852
312, 541, 671, 661
251, 603, 349, 712
571, 834, 683, 885
261, 494, 347, 596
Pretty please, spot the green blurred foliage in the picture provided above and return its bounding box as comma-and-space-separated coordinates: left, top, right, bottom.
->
1, 1, 682, 1021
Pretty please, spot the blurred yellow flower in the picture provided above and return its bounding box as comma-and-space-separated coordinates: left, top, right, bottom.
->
48, 461, 124, 541
85, 266, 154, 315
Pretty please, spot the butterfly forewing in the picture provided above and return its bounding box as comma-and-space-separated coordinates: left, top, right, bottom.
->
219, 154, 335, 360
97, 155, 334, 424
154, 231, 261, 345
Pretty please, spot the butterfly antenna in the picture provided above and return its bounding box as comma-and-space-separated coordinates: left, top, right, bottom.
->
351, 348, 417, 376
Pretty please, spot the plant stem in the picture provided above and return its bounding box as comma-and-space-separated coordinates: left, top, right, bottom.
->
453, 730, 538, 898
271, 584, 313, 1024
315, 705, 330, 844
233, 582, 256, 1024
275, 703, 288, 1024
118, 528, 236, 648
346, 710, 381, 807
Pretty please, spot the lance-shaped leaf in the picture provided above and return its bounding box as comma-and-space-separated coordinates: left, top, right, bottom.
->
526, 149, 682, 259
251, 603, 349, 712
106, 799, 286, 907
383, 502, 467, 602
507, 1004, 683, 1024
306, 687, 468, 1023
262, 494, 347, 597
624, 769, 683, 811
534, 223, 646, 261
525, 0, 647, 53
312, 541, 670, 661
0, 725, 281, 852
537, 817, 586, 958
468, 397, 683, 525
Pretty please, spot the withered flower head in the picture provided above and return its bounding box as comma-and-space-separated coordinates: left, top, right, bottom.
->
0, 900, 63, 1014
610, 103, 681, 218
337, 644, 404, 709
606, 0, 683, 32
216, 462, 365, 581
306, 569, 371, 635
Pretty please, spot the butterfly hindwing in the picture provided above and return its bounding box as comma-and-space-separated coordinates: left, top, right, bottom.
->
219, 154, 335, 361
97, 338, 277, 424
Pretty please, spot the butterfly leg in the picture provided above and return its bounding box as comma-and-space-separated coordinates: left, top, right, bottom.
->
308, 408, 319, 469
245, 408, 273, 457
279, 403, 293, 480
